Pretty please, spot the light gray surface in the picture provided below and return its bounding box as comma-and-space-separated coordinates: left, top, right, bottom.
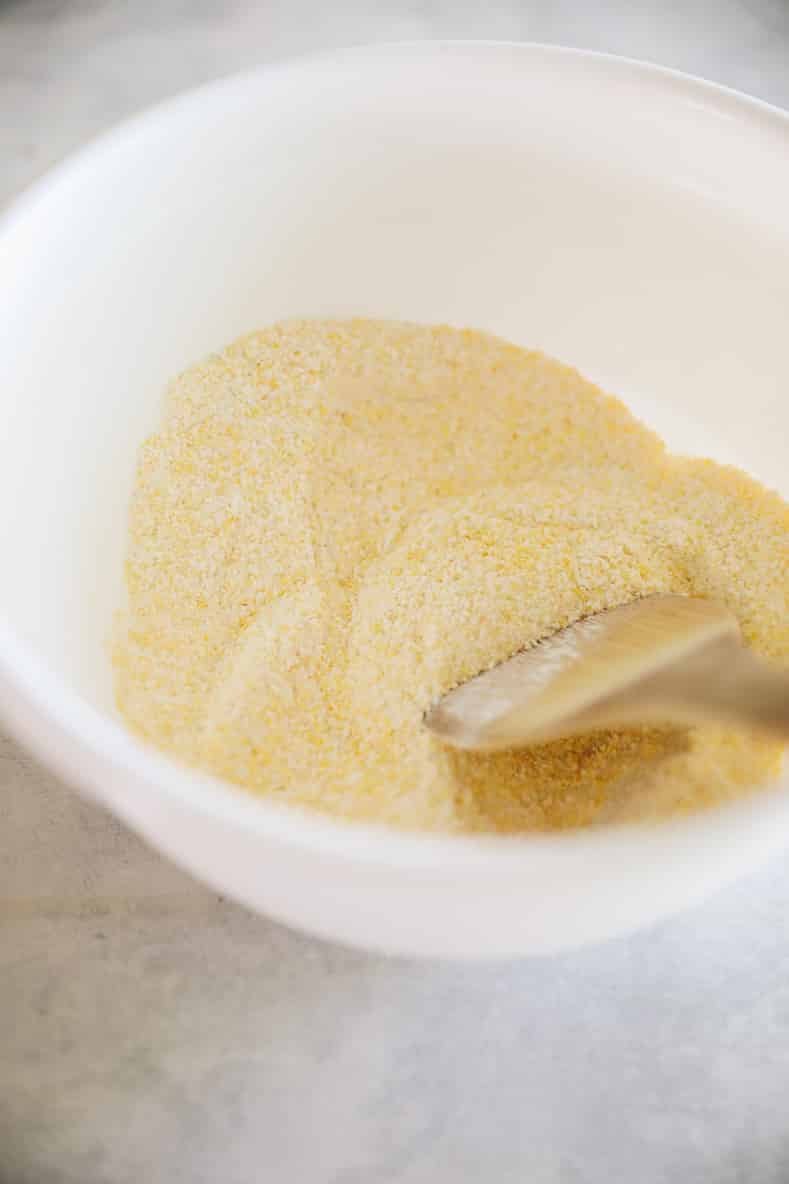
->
2, 3, 789, 1182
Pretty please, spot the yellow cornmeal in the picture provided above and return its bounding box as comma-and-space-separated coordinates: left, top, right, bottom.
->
113, 320, 789, 832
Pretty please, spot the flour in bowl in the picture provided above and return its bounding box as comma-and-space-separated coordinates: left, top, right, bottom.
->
113, 320, 788, 832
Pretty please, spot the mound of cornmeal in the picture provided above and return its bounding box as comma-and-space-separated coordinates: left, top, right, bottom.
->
114, 321, 788, 832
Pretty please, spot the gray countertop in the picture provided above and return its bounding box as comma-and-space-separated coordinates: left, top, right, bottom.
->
2, 3, 789, 1182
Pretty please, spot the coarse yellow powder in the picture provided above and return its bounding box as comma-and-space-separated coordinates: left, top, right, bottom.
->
113, 320, 789, 833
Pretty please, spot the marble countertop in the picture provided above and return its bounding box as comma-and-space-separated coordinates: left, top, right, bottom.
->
2, 3, 789, 1182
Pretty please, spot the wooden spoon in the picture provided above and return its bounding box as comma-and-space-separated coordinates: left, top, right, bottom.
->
424, 595, 789, 752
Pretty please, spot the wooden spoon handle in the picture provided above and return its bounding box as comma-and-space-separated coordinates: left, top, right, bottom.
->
631, 638, 789, 739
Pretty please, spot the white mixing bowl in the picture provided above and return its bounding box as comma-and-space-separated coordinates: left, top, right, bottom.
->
1, 43, 787, 958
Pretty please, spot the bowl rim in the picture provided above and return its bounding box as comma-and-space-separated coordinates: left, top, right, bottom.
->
1, 38, 788, 870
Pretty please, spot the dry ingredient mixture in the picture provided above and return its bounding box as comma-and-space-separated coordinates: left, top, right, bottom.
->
113, 320, 789, 832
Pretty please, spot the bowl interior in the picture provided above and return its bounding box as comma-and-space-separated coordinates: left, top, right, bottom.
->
1, 43, 788, 743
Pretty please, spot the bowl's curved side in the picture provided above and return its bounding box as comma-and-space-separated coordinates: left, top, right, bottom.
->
3, 642, 789, 958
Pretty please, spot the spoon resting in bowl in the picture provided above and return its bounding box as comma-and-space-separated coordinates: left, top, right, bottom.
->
424, 595, 789, 752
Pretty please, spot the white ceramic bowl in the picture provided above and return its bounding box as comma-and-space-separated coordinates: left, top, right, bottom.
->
1, 43, 787, 958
